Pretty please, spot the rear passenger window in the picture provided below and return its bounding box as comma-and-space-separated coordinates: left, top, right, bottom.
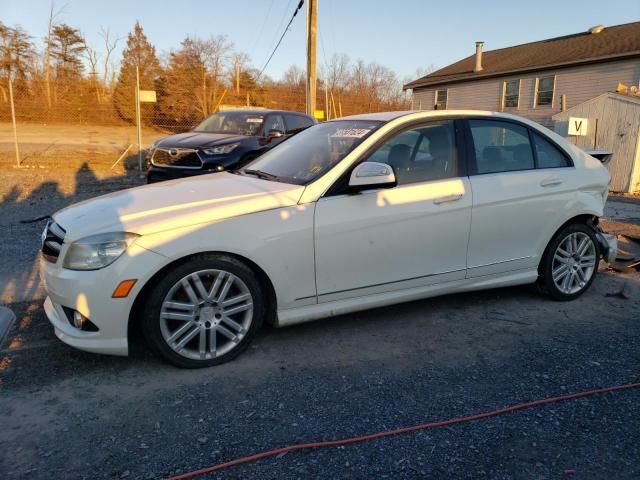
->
469, 120, 534, 174
284, 114, 314, 134
533, 132, 570, 168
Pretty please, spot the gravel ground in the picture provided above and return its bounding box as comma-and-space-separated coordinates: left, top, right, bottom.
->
0, 165, 145, 303
1, 166, 639, 479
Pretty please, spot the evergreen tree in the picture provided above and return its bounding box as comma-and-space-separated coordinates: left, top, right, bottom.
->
158, 38, 206, 126
113, 21, 161, 123
49, 24, 85, 81
0, 23, 34, 81
238, 69, 268, 107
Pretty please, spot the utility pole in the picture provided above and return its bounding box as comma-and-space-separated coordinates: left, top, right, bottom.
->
325, 82, 329, 120
8, 74, 20, 166
235, 56, 240, 95
306, 0, 317, 116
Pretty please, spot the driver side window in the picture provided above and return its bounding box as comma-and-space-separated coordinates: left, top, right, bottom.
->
365, 121, 458, 185
264, 115, 285, 134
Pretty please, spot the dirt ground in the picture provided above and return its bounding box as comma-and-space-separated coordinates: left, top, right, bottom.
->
1, 165, 639, 479
0, 122, 167, 169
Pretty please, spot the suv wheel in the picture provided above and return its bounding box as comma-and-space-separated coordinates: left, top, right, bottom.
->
142, 254, 264, 368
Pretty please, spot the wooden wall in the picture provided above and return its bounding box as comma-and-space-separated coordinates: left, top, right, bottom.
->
553, 93, 640, 193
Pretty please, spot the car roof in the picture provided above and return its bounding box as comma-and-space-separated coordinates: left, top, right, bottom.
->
221, 109, 313, 118
339, 110, 538, 124
339, 111, 417, 122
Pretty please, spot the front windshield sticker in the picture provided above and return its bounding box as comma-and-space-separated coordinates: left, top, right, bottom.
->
246, 118, 264, 123
331, 128, 371, 138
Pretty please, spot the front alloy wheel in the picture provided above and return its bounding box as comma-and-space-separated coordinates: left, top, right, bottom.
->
143, 255, 264, 368
160, 269, 253, 361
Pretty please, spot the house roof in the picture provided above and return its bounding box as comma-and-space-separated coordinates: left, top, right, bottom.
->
404, 21, 640, 90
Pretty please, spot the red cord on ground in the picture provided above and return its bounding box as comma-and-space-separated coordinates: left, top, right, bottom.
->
166, 382, 640, 480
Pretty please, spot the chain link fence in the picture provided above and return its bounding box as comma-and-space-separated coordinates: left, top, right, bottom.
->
0, 76, 409, 172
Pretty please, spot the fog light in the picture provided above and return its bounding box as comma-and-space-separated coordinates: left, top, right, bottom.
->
61, 306, 99, 332
73, 311, 87, 329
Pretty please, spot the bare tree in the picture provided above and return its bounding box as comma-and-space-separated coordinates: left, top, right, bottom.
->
415, 64, 437, 79
44, 2, 66, 107
100, 27, 119, 93
230, 52, 266, 105
282, 64, 305, 89
159, 34, 235, 124
323, 53, 350, 92
202, 35, 234, 109
82, 36, 101, 102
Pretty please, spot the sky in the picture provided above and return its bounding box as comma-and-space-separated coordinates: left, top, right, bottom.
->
1, 0, 639, 83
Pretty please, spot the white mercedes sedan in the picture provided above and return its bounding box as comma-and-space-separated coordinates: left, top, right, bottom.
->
40, 111, 616, 368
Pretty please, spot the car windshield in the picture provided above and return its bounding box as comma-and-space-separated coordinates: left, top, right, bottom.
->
194, 111, 265, 136
242, 120, 382, 185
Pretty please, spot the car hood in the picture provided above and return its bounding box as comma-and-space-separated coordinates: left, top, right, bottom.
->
53, 173, 305, 241
155, 132, 247, 149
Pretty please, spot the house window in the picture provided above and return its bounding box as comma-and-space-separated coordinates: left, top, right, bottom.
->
435, 89, 447, 109
535, 76, 555, 107
503, 80, 520, 109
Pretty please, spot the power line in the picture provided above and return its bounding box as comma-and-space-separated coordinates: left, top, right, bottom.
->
263, 0, 293, 66
319, 29, 329, 72
250, 0, 275, 60
257, 0, 305, 81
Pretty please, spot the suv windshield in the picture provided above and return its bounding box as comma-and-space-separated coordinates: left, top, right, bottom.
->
243, 120, 381, 185
194, 112, 265, 136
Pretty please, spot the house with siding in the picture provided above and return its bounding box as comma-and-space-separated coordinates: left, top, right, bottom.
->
404, 21, 640, 192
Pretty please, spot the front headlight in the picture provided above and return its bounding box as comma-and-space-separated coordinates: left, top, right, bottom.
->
63, 232, 139, 270
202, 143, 240, 155
147, 141, 158, 160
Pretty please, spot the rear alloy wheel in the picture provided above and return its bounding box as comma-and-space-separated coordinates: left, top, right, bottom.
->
538, 224, 599, 301
143, 255, 264, 368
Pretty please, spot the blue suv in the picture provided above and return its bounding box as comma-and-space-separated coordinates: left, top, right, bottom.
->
147, 109, 316, 183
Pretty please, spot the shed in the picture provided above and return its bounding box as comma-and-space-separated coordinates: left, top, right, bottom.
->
552, 92, 640, 193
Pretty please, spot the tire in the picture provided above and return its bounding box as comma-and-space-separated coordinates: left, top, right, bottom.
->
537, 223, 600, 301
142, 254, 265, 368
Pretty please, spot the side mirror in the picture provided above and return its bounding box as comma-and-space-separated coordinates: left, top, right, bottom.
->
348, 162, 396, 190
267, 129, 285, 140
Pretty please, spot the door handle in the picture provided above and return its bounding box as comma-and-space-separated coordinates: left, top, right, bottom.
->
433, 193, 463, 205
540, 177, 562, 187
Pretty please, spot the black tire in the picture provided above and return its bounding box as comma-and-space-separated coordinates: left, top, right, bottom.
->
537, 223, 600, 301
142, 254, 265, 368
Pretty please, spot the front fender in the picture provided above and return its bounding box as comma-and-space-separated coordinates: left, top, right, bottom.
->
134, 205, 316, 310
